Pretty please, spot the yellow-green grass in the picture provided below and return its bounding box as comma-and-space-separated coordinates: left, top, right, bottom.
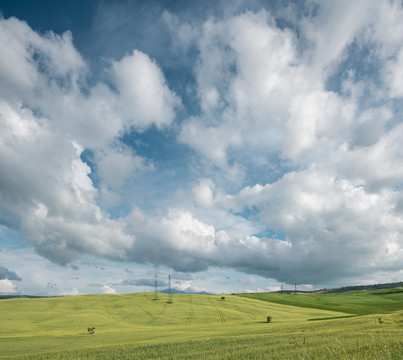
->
0, 292, 346, 358
5, 311, 403, 359
1, 290, 403, 359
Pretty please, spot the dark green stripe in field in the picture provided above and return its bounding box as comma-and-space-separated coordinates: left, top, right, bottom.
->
236, 288, 403, 315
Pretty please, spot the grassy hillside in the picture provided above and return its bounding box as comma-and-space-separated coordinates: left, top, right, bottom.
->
1, 290, 403, 359
236, 287, 403, 315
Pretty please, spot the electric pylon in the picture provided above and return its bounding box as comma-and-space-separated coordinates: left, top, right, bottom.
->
153, 272, 159, 300
167, 274, 173, 303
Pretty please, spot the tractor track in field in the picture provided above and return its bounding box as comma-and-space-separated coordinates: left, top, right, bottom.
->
194, 297, 210, 325
186, 295, 194, 326
72, 302, 82, 311
145, 302, 168, 326
104, 304, 115, 321
166, 307, 175, 325
142, 309, 154, 320
207, 297, 227, 324
103, 303, 122, 323
203, 305, 210, 324
218, 309, 226, 323
63, 315, 72, 323
229, 301, 257, 320
164, 299, 177, 325
134, 296, 168, 325
14, 312, 24, 325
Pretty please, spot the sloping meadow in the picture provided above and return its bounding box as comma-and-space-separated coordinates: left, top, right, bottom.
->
1, 290, 403, 359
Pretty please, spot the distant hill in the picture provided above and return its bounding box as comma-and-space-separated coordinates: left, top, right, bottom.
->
0, 290, 212, 299
159, 288, 212, 295
315, 281, 403, 294
0, 295, 54, 299
2, 281, 402, 299
266, 281, 403, 295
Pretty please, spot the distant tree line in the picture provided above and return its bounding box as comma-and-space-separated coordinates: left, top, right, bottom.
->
322, 281, 403, 293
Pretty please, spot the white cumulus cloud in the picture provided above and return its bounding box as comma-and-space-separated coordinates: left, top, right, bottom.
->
1, 1, 403, 291
0, 279, 17, 294
102, 285, 117, 294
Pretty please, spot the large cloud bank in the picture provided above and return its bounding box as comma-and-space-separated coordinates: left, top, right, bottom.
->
1, 0, 403, 287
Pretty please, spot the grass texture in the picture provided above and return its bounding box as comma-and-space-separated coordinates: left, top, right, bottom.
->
1, 289, 403, 359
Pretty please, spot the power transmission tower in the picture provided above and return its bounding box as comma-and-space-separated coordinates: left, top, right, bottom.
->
153, 272, 159, 300
167, 274, 173, 303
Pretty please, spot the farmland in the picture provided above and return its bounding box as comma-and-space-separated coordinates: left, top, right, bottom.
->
1, 289, 403, 359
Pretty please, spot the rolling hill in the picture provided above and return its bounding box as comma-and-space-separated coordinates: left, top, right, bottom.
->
1, 289, 403, 359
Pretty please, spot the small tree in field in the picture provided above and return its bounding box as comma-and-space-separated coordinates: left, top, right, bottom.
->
87, 327, 95, 334
267, 316, 272, 323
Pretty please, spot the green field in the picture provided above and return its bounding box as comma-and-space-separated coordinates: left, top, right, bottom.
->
237, 288, 403, 314
1, 290, 403, 359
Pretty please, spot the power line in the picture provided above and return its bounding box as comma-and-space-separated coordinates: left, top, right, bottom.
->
153, 272, 159, 300
167, 274, 173, 303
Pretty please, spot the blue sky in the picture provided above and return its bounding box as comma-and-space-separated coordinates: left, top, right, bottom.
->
1, 0, 403, 296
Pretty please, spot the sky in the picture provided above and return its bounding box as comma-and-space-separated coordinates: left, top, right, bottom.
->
1, 0, 403, 296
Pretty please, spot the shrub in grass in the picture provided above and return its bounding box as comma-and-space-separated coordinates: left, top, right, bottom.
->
267, 316, 272, 323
